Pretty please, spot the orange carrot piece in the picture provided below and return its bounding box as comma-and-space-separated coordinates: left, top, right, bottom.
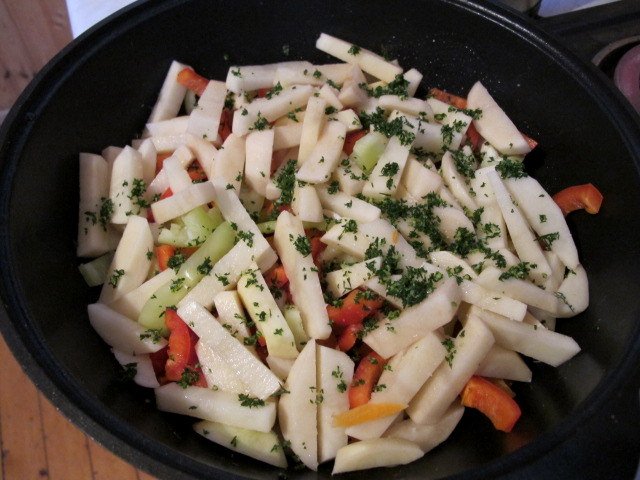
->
177, 67, 209, 96
333, 402, 407, 427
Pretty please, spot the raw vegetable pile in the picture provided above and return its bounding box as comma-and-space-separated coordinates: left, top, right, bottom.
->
77, 33, 603, 474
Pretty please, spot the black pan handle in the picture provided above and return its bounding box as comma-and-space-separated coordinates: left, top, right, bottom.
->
534, 0, 640, 64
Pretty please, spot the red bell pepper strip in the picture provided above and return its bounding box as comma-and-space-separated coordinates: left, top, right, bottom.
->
164, 309, 206, 387
349, 351, 386, 408
316, 333, 338, 350
465, 123, 484, 151
177, 67, 209, 97
552, 183, 603, 216
461, 376, 521, 433
326, 289, 384, 328
343, 130, 367, 156
337, 323, 363, 352
160, 187, 173, 200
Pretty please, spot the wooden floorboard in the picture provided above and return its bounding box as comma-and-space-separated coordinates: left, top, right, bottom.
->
0, 0, 157, 477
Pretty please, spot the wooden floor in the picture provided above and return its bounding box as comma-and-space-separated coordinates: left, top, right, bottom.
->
0, 1, 156, 478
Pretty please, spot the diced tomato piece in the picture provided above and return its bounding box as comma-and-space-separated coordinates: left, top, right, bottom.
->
218, 108, 233, 142
461, 376, 521, 432
552, 183, 603, 216
164, 309, 200, 383
337, 323, 363, 352
343, 130, 367, 156
349, 351, 386, 408
155, 245, 176, 271
429, 87, 468, 109
156, 151, 173, 175
327, 289, 384, 328
177, 67, 209, 96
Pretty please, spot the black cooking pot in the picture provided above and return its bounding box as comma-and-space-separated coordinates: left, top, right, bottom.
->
1, 0, 639, 478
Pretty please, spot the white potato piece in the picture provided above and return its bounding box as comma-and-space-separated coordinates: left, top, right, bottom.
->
232, 84, 314, 136
317, 346, 354, 463
407, 315, 494, 425
316, 185, 381, 222
476, 345, 532, 382
316, 33, 403, 83
278, 340, 318, 471
504, 176, 579, 270
244, 129, 274, 196
136, 138, 157, 186
187, 80, 226, 140
298, 96, 327, 163
196, 341, 248, 394
151, 181, 216, 224
147, 60, 188, 123
440, 150, 477, 211
194, 421, 287, 468
155, 383, 276, 432
148, 145, 193, 196
432, 205, 475, 244
458, 280, 527, 321
384, 403, 465, 453
237, 265, 298, 359
426, 98, 471, 150
77, 153, 112, 257
379, 95, 432, 118
364, 277, 461, 359
291, 183, 324, 223
111, 349, 160, 388
211, 133, 246, 192
486, 169, 552, 284
145, 115, 189, 138
177, 302, 281, 399
87, 303, 167, 355
330, 109, 362, 132
471, 306, 580, 366
467, 81, 531, 155
325, 257, 381, 298
109, 146, 145, 225
98, 216, 153, 304
273, 123, 303, 151
110, 268, 175, 320
214, 290, 253, 345
404, 68, 423, 96
347, 332, 445, 440
555, 264, 589, 318
362, 136, 411, 200
274, 211, 331, 339
225, 61, 310, 93
163, 154, 192, 193
332, 438, 424, 474
266, 355, 295, 381
296, 121, 347, 184
476, 267, 561, 315
400, 157, 443, 199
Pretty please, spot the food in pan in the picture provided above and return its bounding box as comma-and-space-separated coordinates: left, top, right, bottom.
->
77, 33, 602, 473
